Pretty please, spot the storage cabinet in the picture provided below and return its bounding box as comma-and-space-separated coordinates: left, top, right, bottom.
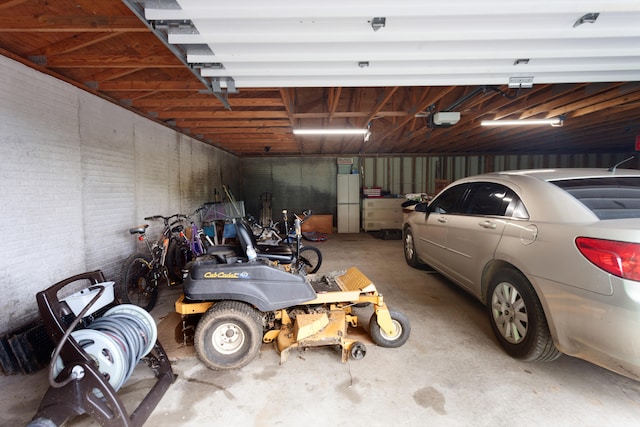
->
362, 198, 404, 231
337, 174, 360, 233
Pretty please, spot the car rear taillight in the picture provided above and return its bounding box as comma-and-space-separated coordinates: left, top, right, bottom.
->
576, 237, 640, 281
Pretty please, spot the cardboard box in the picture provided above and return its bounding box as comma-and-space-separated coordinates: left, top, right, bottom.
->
301, 215, 333, 234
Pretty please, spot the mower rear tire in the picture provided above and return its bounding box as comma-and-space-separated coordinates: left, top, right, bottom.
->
369, 309, 411, 348
194, 301, 264, 370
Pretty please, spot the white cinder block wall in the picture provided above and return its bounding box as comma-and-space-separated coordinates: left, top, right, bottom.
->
0, 55, 241, 332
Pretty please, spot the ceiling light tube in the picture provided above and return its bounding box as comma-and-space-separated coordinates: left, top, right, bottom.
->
293, 129, 369, 135
481, 118, 562, 126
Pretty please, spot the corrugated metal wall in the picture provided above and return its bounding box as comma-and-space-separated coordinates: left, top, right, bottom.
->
240, 153, 638, 227
362, 153, 639, 196
241, 158, 338, 223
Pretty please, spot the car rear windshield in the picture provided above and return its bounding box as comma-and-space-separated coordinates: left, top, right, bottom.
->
552, 177, 640, 220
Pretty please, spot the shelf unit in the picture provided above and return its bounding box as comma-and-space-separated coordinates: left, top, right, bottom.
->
362, 198, 405, 231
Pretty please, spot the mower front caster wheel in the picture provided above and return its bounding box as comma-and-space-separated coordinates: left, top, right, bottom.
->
369, 309, 411, 348
350, 341, 367, 360
194, 301, 264, 370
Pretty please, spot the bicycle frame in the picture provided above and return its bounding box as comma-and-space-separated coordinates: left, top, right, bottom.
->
138, 215, 181, 266
185, 207, 214, 257
120, 213, 189, 311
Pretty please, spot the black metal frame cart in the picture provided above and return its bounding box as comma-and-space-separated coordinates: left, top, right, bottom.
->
29, 270, 176, 427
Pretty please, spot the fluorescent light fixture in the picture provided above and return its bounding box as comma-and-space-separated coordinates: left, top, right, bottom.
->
481, 118, 563, 126
293, 129, 368, 135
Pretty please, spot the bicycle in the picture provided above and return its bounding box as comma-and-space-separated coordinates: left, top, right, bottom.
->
251, 209, 323, 274
183, 206, 215, 258
119, 213, 189, 311
285, 210, 323, 274
246, 214, 283, 246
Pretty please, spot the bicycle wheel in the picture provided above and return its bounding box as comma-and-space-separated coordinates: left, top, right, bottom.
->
167, 240, 192, 283
119, 253, 158, 312
297, 246, 322, 274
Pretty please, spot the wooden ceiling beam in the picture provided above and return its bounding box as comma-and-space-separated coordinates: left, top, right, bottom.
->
328, 87, 342, 123
90, 67, 147, 83
479, 85, 552, 120
155, 111, 289, 119
132, 97, 285, 108
278, 88, 301, 151
293, 111, 406, 119
518, 84, 609, 119
545, 85, 640, 118
0, 16, 146, 32
26, 32, 122, 56
360, 86, 399, 128
45, 54, 182, 68
206, 141, 299, 149
377, 86, 457, 142
184, 127, 292, 134
98, 81, 205, 91
174, 119, 292, 128
0, 0, 30, 10
279, 88, 296, 124
203, 134, 293, 142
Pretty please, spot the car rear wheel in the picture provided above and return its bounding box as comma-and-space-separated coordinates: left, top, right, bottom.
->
487, 268, 561, 362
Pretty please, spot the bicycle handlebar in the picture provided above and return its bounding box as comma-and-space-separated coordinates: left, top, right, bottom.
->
294, 210, 313, 223
143, 213, 187, 225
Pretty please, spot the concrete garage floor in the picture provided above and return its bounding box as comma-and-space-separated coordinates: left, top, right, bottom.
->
2, 233, 640, 426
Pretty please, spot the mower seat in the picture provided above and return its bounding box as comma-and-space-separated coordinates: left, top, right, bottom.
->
234, 219, 295, 263
205, 244, 244, 263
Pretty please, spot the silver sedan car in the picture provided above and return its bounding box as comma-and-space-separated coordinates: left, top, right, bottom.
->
403, 168, 640, 380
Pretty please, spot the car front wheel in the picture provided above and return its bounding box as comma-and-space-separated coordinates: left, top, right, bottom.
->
486, 268, 561, 362
403, 228, 420, 268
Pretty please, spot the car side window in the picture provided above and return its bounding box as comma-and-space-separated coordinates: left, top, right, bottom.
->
429, 184, 469, 214
464, 182, 524, 217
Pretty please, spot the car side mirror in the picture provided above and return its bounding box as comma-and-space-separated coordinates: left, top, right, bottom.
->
415, 202, 428, 213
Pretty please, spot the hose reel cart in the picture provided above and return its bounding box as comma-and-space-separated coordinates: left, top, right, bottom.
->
29, 271, 176, 427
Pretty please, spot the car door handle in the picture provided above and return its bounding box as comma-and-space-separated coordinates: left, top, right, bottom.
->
437, 216, 447, 223
479, 220, 496, 229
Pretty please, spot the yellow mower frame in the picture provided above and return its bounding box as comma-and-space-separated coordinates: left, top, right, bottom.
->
176, 267, 409, 368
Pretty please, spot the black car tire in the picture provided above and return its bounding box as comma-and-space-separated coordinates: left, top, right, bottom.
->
194, 301, 264, 370
403, 227, 421, 268
486, 268, 561, 362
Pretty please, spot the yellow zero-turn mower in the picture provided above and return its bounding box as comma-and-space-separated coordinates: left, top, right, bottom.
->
176, 261, 411, 370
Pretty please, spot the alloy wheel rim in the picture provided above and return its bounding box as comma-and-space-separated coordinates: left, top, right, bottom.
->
491, 282, 528, 344
405, 234, 414, 259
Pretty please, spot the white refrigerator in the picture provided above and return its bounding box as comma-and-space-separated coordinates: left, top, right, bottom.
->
337, 174, 360, 233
